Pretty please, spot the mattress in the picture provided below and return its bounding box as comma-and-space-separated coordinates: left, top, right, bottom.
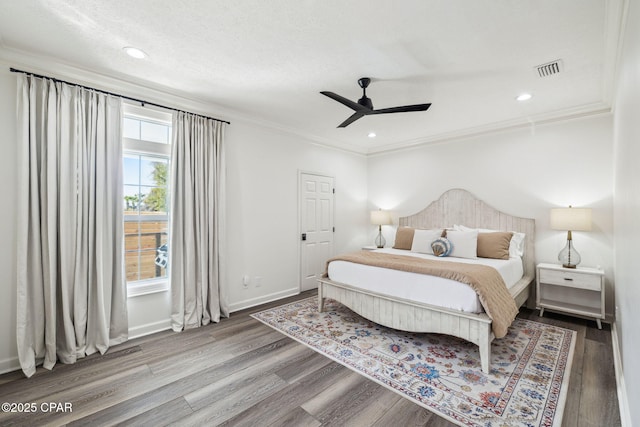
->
326, 248, 524, 313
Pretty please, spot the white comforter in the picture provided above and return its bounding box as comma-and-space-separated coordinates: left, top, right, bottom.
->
327, 248, 523, 313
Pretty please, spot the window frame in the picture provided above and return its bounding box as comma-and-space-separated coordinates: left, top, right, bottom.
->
122, 104, 173, 298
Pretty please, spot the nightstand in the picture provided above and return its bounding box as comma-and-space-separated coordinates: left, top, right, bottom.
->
536, 263, 605, 329
361, 245, 379, 251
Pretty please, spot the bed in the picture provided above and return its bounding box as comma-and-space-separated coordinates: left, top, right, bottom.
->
317, 188, 535, 373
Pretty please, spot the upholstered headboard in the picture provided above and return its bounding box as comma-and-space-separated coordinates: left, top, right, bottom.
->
398, 189, 536, 281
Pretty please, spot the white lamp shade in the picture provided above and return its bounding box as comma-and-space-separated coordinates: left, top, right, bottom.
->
370, 210, 391, 226
550, 207, 592, 231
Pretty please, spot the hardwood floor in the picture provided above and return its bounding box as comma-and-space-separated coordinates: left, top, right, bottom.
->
0, 291, 621, 426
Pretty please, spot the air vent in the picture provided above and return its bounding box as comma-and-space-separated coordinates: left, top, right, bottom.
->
535, 59, 563, 77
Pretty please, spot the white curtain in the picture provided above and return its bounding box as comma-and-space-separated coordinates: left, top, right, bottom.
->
16, 75, 128, 378
170, 111, 228, 331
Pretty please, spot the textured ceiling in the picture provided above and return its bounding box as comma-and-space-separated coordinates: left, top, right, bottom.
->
0, 0, 624, 153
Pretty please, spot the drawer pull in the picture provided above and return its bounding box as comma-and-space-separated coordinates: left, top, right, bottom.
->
563, 277, 574, 281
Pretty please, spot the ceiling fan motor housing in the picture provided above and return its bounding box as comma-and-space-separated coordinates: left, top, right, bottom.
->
358, 96, 373, 109
357, 77, 373, 108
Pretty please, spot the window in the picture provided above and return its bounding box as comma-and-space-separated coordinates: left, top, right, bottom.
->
123, 104, 172, 296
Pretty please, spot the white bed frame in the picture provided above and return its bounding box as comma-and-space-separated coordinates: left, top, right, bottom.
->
317, 188, 535, 373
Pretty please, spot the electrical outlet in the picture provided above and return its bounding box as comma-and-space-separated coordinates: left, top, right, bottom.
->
255, 276, 262, 287
243, 275, 250, 288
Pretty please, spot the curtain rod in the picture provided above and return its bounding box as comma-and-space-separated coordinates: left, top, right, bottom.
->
9, 67, 230, 125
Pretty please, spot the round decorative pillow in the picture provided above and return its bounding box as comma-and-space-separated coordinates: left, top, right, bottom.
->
431, 237, 452, 257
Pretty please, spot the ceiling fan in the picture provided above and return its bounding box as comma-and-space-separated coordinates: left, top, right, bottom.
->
320, 77, 431, 128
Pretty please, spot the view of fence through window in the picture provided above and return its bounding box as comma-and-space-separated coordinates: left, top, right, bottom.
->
124, 155, 169, 282
123, 112, 171, 285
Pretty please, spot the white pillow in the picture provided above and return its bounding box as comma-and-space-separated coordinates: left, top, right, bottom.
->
509, 232, 526, 257
445, 229, 478, 259
454, 224, 525, 257
411, 229, 443, 255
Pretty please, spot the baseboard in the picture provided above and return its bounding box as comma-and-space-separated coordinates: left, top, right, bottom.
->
0, 356, 21, 375
128, 319, 172, 340
611, 321, 632, 427
229, 287, 300, 313
1, 321, 173, 374
0, 291, 298, 375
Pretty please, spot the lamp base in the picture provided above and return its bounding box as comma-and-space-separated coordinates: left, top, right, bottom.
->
558, 237, 581, 269
375, 228, 386, 248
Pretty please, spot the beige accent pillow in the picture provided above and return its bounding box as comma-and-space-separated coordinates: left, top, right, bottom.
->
393, 227, 415, 250
477, 232, 513, 260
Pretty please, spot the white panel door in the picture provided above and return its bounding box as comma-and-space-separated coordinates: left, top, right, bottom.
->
300, 172, 334, 291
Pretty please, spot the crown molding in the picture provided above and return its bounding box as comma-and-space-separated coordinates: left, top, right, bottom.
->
366, 103, 613, 155
0, 47, 235, 120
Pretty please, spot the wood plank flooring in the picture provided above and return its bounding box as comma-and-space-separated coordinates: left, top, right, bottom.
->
0, 291, 621, 426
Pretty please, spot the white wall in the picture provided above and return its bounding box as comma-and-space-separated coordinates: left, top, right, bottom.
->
0, 66, 18, 373
0, 59, 368, 373
225, 123, 368, 311
367, 115, 615, 315
613, 0, 640, 423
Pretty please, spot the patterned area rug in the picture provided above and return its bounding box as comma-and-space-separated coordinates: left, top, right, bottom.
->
252, 297, 576, 427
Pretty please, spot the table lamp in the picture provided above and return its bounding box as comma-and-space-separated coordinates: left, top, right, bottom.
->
370, 209, 391, 248
550, 206, 592, 268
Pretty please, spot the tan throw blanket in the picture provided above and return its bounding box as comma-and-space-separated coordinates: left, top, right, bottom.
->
324, 251, 518, 338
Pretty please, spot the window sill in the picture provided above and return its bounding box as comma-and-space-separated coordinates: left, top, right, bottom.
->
128, 279, 169, 298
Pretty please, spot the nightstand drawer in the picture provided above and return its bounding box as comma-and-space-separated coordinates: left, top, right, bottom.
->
539, 269, 601, 291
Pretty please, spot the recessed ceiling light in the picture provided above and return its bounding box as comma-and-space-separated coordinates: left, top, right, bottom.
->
516, 93, 532, 101
123, 47, 147, 59
368, 132, 376, 138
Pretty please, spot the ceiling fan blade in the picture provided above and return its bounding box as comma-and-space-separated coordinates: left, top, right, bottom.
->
371, 103, 432, 115
337, 111, 366, 128
320, 91, 370, 112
